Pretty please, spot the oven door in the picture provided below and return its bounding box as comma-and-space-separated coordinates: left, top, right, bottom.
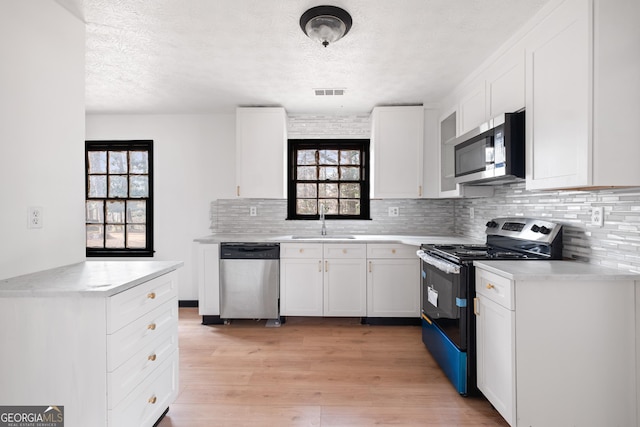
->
418, 251, 468, 350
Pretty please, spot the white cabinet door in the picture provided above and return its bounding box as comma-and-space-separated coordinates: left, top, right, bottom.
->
367, 258, 419, 317
525, 0, 590, 190
371, 106, 424, 198
458, 84, 487, 135
486, 48, 525, 118
197, 243, 220, 316
235, 107, 287, 198
280, 258, 323, 316
475, 295, 516, 426
324, 257, 367, 316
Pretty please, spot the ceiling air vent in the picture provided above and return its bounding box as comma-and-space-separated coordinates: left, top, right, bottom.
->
314, 88, 346, 96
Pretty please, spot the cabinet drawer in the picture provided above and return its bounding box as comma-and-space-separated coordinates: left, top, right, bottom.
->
108, 299, 178, 371
280, 243, 323, 259
475, 268, 514, 310
108, 272, 178, 334
324, 244, 366, 259
108, 330, 178, 409
367, 243, 416, 259
109, 349, 179, 427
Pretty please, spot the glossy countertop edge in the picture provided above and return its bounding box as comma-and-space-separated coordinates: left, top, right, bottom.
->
473, 260, 640, 281
194, 233, 483, 247
0, 260, 184, 298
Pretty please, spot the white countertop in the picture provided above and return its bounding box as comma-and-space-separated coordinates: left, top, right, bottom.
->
474, 260, 640, 281
194, 233, 483, 247
0, 261, 184, 297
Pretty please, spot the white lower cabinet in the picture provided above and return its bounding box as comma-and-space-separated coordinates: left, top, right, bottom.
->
196, 242, 220, 316
366, 244, 420, 317
474, 263, 638, 427
0, 269, 180, 427
280, 243, 366, 316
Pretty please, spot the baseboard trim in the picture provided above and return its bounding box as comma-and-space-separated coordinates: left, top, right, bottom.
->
361, 317, 421, 326
179, 300, 198, 308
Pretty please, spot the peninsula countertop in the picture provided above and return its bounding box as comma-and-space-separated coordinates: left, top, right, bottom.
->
0, 260, 184, 297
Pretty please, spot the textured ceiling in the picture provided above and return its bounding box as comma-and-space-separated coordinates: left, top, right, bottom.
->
55, 0, 549, 114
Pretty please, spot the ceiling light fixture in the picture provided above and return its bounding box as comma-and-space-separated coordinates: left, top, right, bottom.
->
300, 5, 353, 48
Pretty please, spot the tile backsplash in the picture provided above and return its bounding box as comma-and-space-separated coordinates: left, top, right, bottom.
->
455, 182, 640, 273
210, 182, 640, 273
210, 198, 455, 236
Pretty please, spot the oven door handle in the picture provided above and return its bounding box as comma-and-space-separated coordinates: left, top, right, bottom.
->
416, 250, 461, 275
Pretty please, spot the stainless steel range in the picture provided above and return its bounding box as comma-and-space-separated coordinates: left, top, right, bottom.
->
416, 217, 563, 395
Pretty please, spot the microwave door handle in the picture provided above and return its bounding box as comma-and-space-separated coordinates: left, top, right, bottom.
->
416, 250, 461, 275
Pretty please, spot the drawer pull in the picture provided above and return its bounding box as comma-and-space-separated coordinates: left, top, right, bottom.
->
486, 283, 495, 290
147, 323, 157, 331
148, 396, 157, 404
148, 354, 157, 361
392, 249, 396, 254
299, 248, 304, 253
147, 292, 156, 299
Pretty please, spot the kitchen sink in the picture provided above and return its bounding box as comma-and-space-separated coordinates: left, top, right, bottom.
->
291, 235, 356, 240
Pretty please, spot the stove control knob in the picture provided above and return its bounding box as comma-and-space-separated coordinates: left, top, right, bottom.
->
486, 221, 498, 228
531, 225, 540, 233
539, 226, 551, 235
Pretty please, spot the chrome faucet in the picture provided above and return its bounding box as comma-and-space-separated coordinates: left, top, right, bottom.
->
320, 205, 327, 236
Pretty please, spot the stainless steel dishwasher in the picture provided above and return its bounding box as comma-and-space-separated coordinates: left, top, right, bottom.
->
219, 242, 280, 326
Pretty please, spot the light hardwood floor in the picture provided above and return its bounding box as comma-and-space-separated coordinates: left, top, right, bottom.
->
158, 308, 508, 427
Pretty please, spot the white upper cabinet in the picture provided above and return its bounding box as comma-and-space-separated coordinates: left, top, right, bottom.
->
458, 83, 487, 135
371, 105, 424, 198
526, 0, 640, 190
486, 48, 525, 119
235, 107, 287, 198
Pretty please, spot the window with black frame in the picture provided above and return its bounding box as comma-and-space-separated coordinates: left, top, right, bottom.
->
287, 139, 370, 220
85, 140, 154, 257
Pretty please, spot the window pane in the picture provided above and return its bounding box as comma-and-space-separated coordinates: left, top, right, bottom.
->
130, 151, 148, 173
109, 151, 128, 174
340, 183, 361, 198
340, 199, 360, 215
319, 150, 338, 165
296, 199, 317, 215
86, 224, 104, 248
340, 150, 360, 165
340, 166, 360, 180
129, 176, 148, 198
86, 201, 104, 223
105, 224, 125, 248
88, 151, 107, 173
106, 201, 125, 224
296, 183, 317, 198
318, 183, 338, 198
297, 150, 317, 165
127, 225, 146, 248
127, 201, 146, 223
297, 166, 317, 180
109, 176, 128, 198
319, 166, 338, 180
320, 199, 338, 215
88, 176, 107, 198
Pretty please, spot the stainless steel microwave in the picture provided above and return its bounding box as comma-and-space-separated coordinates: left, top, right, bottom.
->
454, 111, 525, 185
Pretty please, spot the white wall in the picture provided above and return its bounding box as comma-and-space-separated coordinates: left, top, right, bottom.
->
85, 114, 236, 299
0, 2, 85, 280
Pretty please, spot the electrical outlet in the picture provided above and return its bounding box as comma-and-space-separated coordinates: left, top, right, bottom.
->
249, 206, 257, 216
388, 207, 399, 217
28, 206, 43, 229
591, 206, 604, 227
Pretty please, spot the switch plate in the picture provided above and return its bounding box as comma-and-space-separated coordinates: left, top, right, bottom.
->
388, 207, 399, 217
591, 206, 604, 227
249, 206, 257, 216
28, 206, 43, 229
